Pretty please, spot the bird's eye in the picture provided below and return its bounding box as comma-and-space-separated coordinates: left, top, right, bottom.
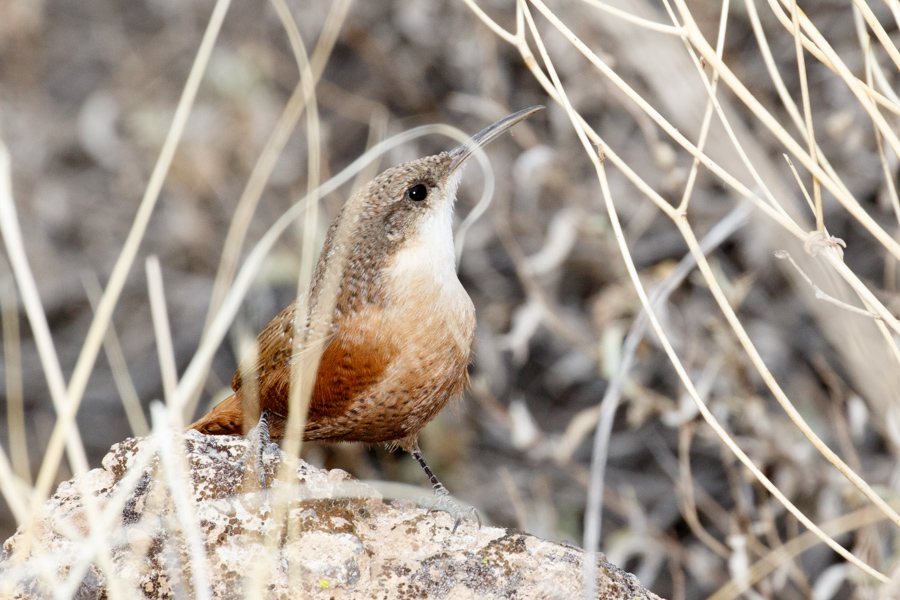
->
406, 183, 428, 202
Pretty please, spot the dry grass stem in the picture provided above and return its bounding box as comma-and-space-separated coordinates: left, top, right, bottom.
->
150, 405, 212, 600
774, 250, 879, 319
200, 0, 350, 347
146, 257, 179, 411
26, 0, 234, 514
789, 0, 823, 232
7, 0, 900, 596
510, 0, 894, 586
0, 257, 29, 485
82, 274, 149, 437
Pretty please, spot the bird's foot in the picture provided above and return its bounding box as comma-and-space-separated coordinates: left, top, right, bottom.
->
244, 410, 281, 491
408, 447, 479, 533
421, 486, 481, 534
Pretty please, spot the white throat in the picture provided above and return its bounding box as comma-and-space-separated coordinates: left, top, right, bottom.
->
387, 180, 462, 293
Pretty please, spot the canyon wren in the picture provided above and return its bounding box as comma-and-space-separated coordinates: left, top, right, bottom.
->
191, 106, 543, 527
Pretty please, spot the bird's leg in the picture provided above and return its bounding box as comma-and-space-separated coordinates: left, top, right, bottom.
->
245, 409, 281, 490
409, 448, 480, 534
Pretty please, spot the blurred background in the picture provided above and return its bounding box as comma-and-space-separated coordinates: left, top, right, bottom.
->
3, 0, 900, 598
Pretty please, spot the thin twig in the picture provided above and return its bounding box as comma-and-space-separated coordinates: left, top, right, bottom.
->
518, 0, 889, 584
790, 0, 823, 232
774, 250, 878, 319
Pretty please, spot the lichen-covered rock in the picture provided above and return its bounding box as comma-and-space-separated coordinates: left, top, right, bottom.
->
0, 431, 664, 599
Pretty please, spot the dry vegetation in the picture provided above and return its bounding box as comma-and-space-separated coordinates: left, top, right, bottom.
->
3, 0, 900, 598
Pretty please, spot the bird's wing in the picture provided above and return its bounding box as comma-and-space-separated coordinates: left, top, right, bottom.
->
308, 306, 395, 421
232, 303, 394, 425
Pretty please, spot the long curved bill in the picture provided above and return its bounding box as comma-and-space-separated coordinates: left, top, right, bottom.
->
447, 105, 544, 173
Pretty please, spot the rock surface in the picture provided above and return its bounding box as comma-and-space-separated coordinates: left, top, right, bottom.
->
1, 430, 664, 599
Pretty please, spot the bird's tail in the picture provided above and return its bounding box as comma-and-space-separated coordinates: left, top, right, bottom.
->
190, 392, 245, 435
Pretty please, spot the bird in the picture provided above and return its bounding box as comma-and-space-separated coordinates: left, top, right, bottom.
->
190, 106, 544, 529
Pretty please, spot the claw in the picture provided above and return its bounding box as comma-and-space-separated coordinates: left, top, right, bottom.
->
245, 410, 281, 491
410, 449, 480, 533
424, 489, 480, 533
